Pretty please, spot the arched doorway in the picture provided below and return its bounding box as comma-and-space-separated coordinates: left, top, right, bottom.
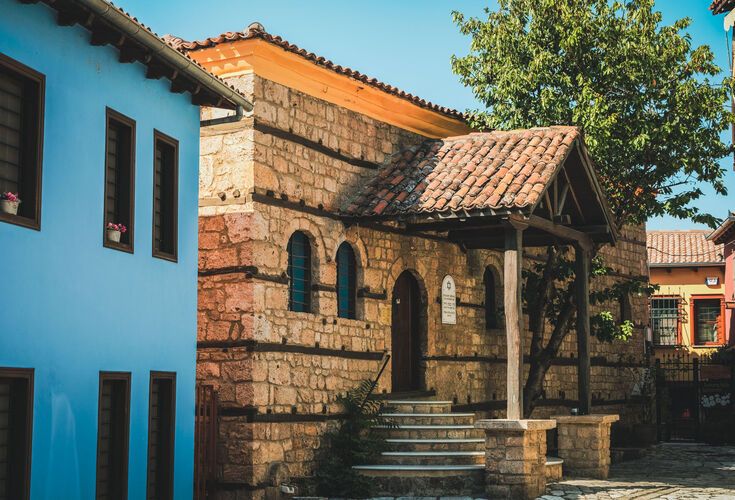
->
391, 271, 423, 392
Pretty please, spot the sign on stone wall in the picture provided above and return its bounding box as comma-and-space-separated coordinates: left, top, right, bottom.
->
441, 275, 457, 325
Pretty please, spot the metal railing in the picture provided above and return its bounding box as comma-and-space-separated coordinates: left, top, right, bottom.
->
360, 352, 391, 410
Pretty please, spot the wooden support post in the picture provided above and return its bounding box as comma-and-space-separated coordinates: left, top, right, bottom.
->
575, 244, 591, 415
504, 223, 525, 420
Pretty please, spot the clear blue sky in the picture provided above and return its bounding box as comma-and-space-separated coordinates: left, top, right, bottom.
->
115, 0, 733, 230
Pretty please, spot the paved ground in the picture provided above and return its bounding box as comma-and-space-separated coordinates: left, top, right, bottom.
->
541, 443, 735, 500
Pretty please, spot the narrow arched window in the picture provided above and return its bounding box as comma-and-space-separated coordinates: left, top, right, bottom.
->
287, 231, 311, 312
484, 267, 497, 329
336, 242, 357, 319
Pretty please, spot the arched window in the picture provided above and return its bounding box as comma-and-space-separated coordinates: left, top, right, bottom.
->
287, 231, 312, 312
484, 267, 497, 329
336, 242, 357, 319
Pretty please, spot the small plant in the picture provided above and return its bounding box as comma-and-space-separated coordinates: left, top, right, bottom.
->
0, 192, 21, 215
313, 380, 394, 498
1, 192, 20, 202
106, 222, 127, 233
106, 222, 127, 243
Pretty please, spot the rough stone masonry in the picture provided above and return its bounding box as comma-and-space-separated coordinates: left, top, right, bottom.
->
193, 54, 651, 499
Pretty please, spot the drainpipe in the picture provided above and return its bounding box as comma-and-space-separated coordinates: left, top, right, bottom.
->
70, 0, 253, 112
200, 105, 248, 127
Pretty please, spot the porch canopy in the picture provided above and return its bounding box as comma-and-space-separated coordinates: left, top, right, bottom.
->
344, 126, 618, 419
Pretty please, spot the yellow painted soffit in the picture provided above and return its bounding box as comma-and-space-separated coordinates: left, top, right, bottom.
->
188, 39, 472, 139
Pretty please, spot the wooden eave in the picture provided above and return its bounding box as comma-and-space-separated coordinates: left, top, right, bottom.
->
187, 38, 472, 138
18, 0, 244, 109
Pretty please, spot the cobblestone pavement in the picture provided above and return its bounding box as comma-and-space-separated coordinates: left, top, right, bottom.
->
541, 443, 735, 499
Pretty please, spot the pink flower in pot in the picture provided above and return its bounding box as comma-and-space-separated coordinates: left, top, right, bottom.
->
0, 192, 21, 215
106, 222, 127, 243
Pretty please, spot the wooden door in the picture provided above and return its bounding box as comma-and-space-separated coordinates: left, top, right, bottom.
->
391, 271, 422, 392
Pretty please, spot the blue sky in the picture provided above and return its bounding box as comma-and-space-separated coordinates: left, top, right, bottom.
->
115, 0, 733, 230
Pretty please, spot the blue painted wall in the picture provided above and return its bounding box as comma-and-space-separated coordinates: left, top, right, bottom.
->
0, 1, 200, 498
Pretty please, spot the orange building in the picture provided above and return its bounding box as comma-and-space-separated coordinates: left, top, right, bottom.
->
647, 230, 727, 357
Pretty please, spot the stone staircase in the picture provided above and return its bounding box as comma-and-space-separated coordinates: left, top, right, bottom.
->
353, 398, 564, 496
352, 399, 486, 496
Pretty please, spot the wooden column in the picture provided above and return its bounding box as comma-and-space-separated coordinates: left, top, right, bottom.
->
504, 223, 525, 420
575, 244, 591, 415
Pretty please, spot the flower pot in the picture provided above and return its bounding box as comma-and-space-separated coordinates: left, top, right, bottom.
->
0, 200, 20, 215
107, 229, 121, 243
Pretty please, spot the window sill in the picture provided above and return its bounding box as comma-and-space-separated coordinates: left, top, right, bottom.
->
0, 212, 40, 230
103, 239, 134, 254
153, 251, 177, 263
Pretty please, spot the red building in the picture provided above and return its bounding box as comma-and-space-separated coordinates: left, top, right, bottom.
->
708, 215, 735, 349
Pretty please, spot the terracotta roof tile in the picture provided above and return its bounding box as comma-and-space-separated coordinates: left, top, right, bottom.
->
647, 230, 724, 266
711, 0, 735, 14
167, 24, 464, 121
344, 126, 580, 218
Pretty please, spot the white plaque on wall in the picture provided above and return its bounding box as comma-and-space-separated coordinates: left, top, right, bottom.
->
441, 275, 457, 325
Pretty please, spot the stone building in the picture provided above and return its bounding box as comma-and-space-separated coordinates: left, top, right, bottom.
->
169, 24, 650, 497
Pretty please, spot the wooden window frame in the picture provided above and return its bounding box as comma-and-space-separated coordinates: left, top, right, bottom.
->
151, 131, 178, 262
102, 108, 136, 253
0, 367, 34, 500
650, 295, 682, 347
287, 231, 313, 313
690, 294, 725, 347
0, 52, 45, 231
336, 242, 357, 320
96, 371, 131, 500
146, 371, 176, 500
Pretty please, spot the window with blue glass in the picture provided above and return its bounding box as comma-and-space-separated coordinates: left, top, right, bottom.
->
287, 231, 312, 312
336, 242, 357, 319
484, 267, 497, 329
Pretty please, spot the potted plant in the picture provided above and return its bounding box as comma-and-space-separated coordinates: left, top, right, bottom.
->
0, 192, 21, 215
106, 222, 127, 243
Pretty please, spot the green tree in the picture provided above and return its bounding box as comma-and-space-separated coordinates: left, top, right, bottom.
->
452, 0, 733, 416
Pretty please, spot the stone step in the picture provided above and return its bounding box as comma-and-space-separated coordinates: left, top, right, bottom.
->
373, 424, 485, 440
352, 464, 485, 496
379, 412, 475, 425
382, 400, 454, 414
545, 456, 563, 481
385, 438, 485, 452
380, 450, 485, 465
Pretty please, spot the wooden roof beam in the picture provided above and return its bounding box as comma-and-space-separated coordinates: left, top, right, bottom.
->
511, 214, 593, 250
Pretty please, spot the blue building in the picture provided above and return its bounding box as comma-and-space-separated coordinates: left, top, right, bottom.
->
0, 1, 251, 498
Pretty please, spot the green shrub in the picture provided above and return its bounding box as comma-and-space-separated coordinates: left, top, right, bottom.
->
314, 380, 394, 498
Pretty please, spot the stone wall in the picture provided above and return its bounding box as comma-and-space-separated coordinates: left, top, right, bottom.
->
196, 73, 651, 497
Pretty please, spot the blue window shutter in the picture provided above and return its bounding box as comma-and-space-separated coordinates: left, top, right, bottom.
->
484, 267, 497, 329
336, 243, 356, 319
288, 232, 311, 312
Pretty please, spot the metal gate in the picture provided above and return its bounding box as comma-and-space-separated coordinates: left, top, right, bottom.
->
655, 354, 733, 443
194, 385, 218, 500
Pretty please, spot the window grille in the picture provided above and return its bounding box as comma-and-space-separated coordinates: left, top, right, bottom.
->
287, 231, 312, 312
336, 242, 357, 319
650, 297, 680, 346
484, 267, 497, 329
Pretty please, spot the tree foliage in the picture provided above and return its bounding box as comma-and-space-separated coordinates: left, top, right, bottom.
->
452, 0, 732, 416
452, 0, 732, 227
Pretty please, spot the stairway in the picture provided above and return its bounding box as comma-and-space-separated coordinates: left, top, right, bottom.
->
352, 399, 486, 496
